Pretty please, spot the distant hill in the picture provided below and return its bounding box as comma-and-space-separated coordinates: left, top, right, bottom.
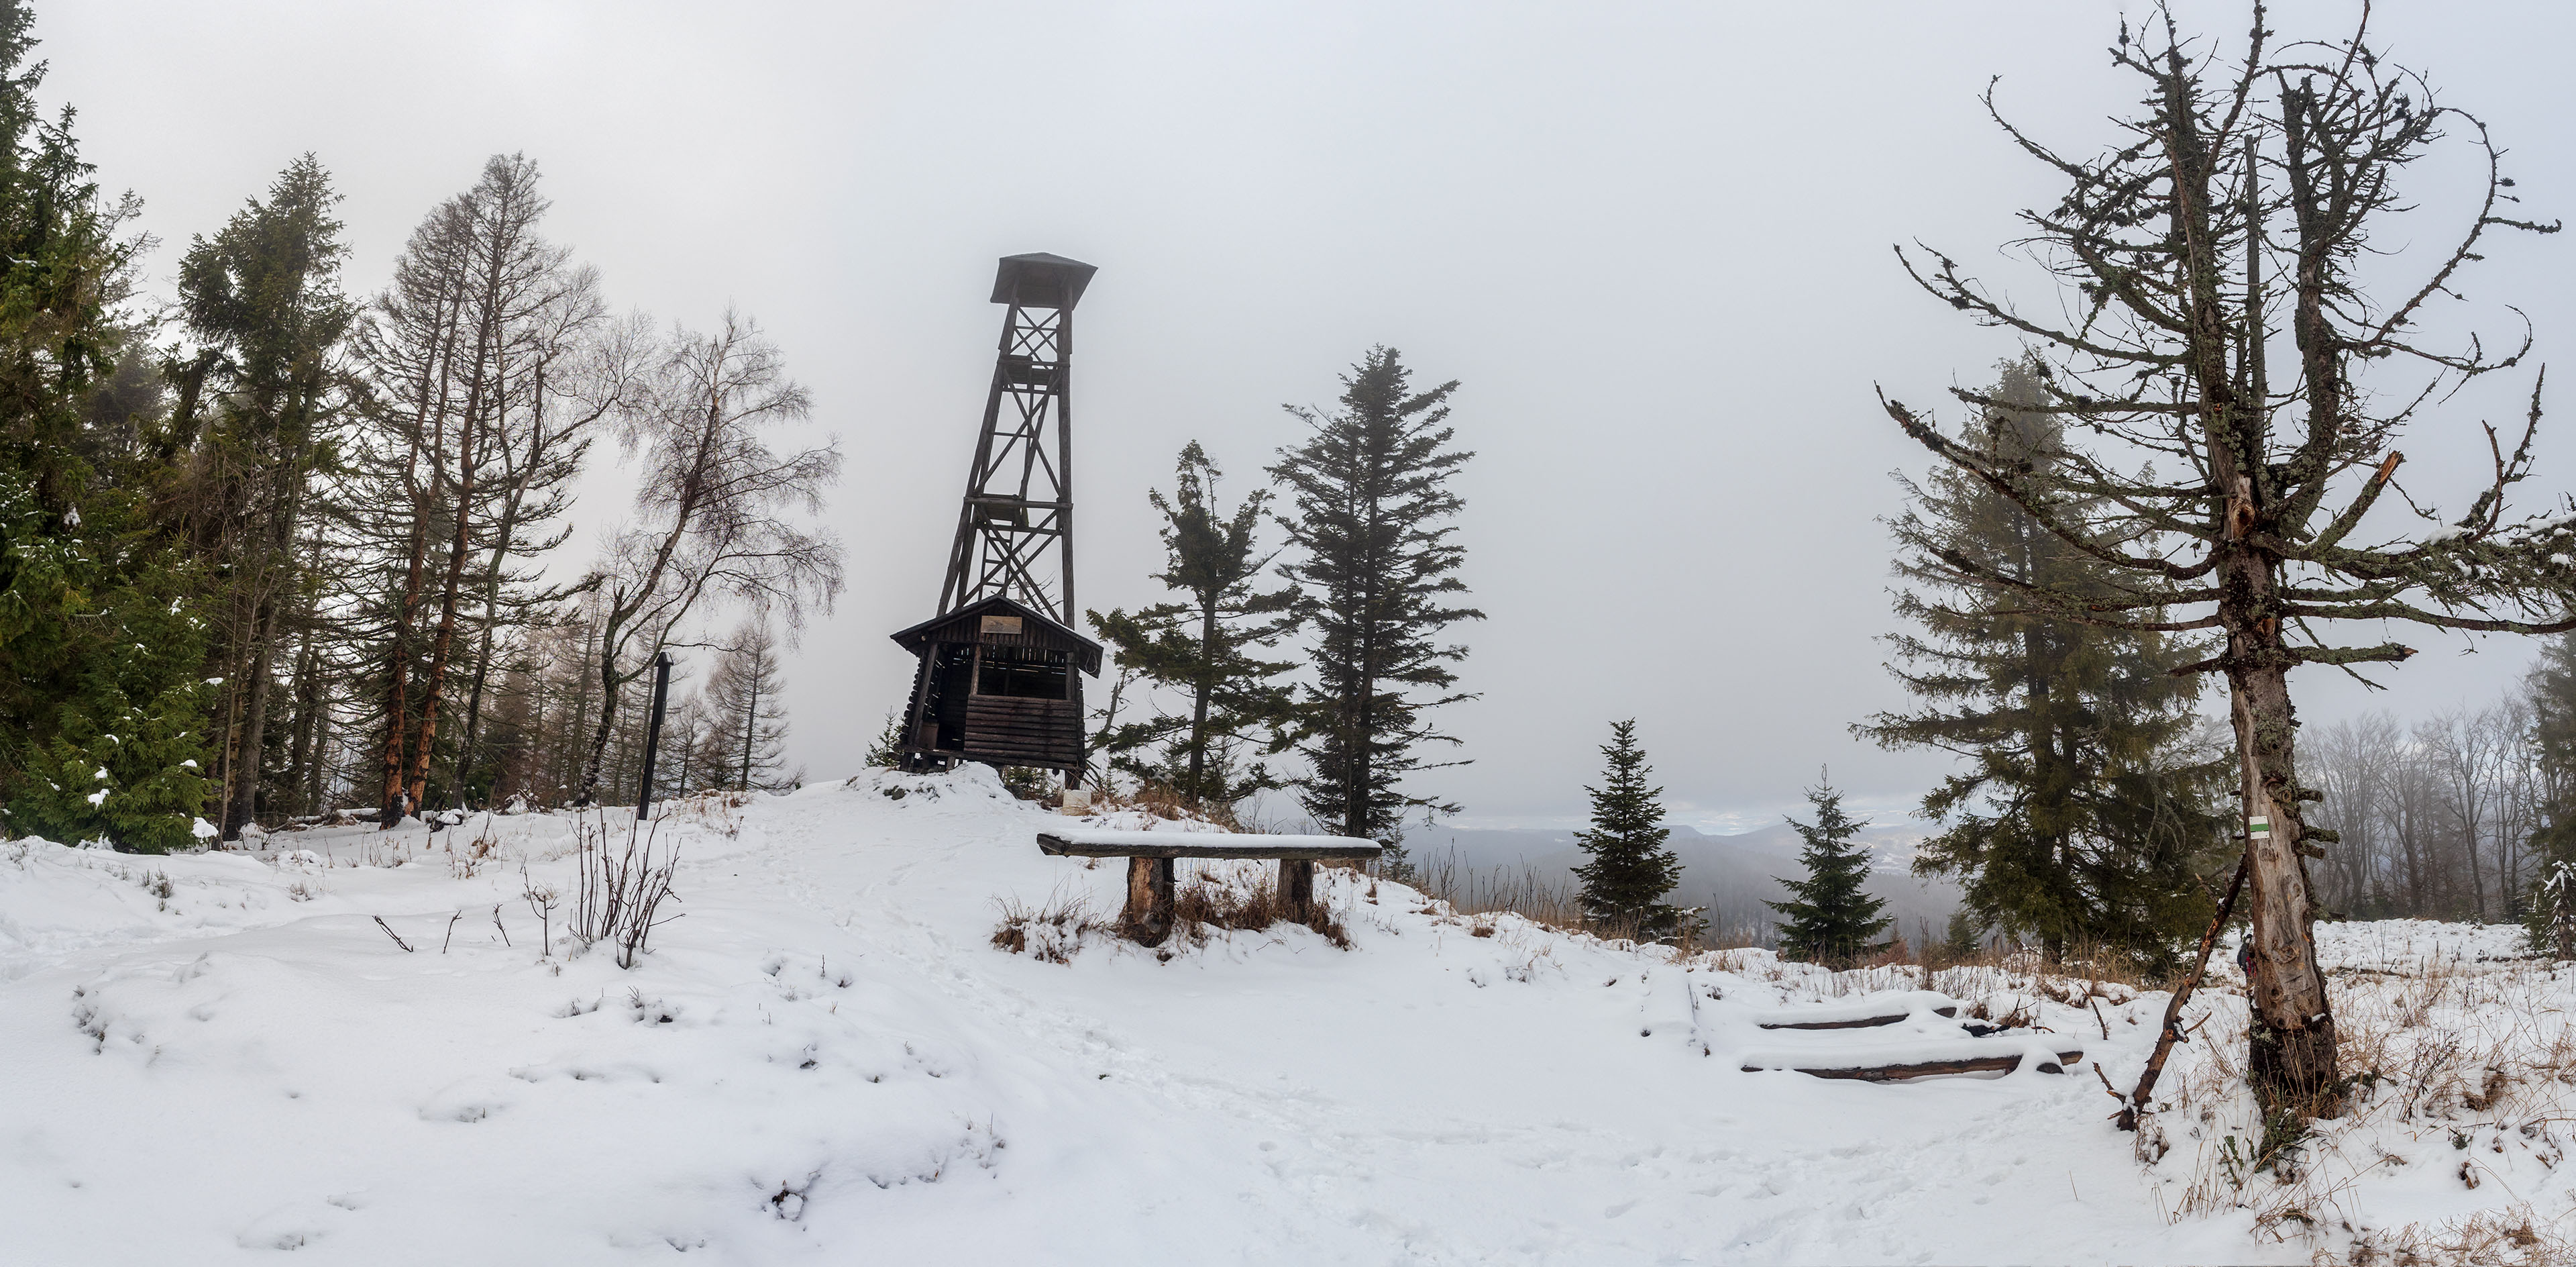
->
1395, 820, 1962, 947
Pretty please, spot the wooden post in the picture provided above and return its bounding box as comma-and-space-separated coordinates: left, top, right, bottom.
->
1276, 858, 1316, 924
1122, 856, 1174, 946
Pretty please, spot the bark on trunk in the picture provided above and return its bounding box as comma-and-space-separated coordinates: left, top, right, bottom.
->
2229, 646, 2339, 1115
407, 402, 479, 811
382, 313, 460, 827
1276, 857, 1316, 924
223, 598, 280, 839
1122, 856, 1175, 946
574, 620, 624, 807
1187, 601, 1216, 802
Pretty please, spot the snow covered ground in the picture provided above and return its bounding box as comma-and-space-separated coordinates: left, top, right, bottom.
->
3, 767, 2570, 1264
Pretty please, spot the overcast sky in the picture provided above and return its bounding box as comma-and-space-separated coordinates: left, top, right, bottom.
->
45, 1, 2576, 831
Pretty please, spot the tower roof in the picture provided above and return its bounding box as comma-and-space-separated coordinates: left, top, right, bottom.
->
990, 252, 1096, 310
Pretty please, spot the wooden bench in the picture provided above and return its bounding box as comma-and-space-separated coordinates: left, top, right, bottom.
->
1036, 829, 1383, 946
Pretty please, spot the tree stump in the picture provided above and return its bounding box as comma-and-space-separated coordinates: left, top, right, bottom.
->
1275, 858, 1316, 924
1122, 856, 1175, 946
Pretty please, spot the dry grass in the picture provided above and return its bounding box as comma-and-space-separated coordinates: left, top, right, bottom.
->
1165, 861, 1351, 952
993, 862, 1353, 961
665, 790, 748, 838
991, 886, 1107, 964
447, 817, 503, 878
1406, 850, 1586, 931
2322, 1207, 2572, 1266
2134, 946, 2576, 1254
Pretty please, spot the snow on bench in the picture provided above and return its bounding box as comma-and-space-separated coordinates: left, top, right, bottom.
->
1035, 828, 1381, 946
1036, 829, 1383, 860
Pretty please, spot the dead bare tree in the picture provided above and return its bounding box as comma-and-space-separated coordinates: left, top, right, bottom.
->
572, 311, 842, 806
1886, 5, 2567, 1117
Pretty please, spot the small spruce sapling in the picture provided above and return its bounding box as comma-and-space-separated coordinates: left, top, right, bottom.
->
1766, 776, 1891, 966
2526, 861, 2576, 960
1570, 719, 1686, 941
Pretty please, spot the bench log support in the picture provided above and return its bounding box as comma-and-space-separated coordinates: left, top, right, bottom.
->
1276, 858, 1316, 924
1122, 857, 1176, 946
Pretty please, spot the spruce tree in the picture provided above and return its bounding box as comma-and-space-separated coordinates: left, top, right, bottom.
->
7, 560, 217, 851
0, 0, 216, 851
1269, 347, 1483, 850
1766, 778, 1890, 966
1859, 359, 2226, 968
2526, 635, 2576, 867
1088, 441, 1297, 807
166, 154, 356, 837
1570, 719, 1685, 940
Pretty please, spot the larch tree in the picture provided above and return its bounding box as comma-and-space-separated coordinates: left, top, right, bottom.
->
354, 154, 625, 823
573, 311, 841, 805
1087, 440, 1297, 809
1861, 358, 2228, 970
1883, 5, 2576, 1117
1269, 347, 1482, 851
1765, 778, 1890, 966
1570, 719, 1686, 941
700, 619, 791, 793
445, 282, 641, 808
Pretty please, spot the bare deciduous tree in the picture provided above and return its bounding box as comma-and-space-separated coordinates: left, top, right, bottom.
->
1886, 7, 2569, 1113
572, 311, 841, 806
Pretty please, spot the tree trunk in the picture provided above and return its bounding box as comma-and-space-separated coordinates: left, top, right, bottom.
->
1187, 600, 1216, 803
282, 622, 323, 820
383, 293, 469, 827
223, 596, 281, 839
407, 400, 479, 811
574, 617, 624, 807
2226, 621, 2339, 1115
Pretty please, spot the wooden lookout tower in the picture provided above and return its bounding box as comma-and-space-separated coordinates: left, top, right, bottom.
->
890, 253, 1104, 774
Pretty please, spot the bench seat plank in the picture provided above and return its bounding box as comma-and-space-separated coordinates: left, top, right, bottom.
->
1037, 829, 1383, 861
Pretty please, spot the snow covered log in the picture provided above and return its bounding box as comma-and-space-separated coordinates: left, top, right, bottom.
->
1035, 830, 1383, 860
1754, 993, 1964, 1031
1740, 1039, 2084, 1082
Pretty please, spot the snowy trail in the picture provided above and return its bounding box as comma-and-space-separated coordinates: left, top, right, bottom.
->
0, 772, 2307, 1264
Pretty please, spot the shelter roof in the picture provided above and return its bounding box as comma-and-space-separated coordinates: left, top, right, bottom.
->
890, 594, 1104, 676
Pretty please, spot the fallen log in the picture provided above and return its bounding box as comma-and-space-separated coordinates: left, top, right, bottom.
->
1758, 1005, 1958, 1031
1743, 1048, 2083, 1082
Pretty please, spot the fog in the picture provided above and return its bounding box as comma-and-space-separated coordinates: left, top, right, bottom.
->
48, 0, 2576, 831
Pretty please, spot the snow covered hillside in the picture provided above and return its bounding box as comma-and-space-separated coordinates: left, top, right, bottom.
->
3, 768, 2570, 1264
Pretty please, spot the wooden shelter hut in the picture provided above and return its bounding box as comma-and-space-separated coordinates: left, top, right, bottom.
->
891, 595, 1102, 773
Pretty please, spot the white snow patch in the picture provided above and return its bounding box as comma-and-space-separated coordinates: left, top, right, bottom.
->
3, 767, 2535, 1263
